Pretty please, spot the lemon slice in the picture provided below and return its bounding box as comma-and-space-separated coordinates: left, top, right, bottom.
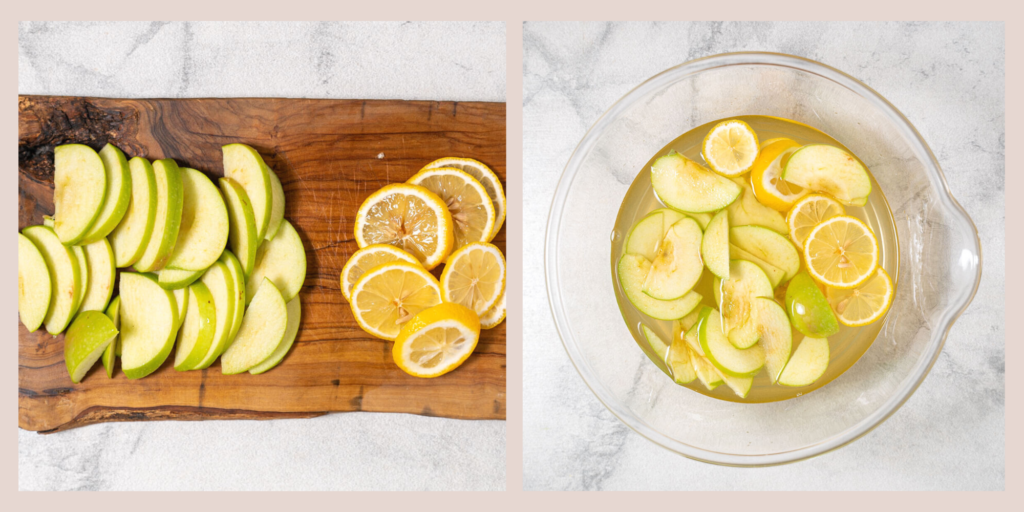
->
803, 215, 879, 289
701, 119, 760, 177
479, 289, 506, 329
392, 302, 480, 378
421, 157, 505, 241
786, 194, 846, 249
354, 183, 454, 270
350, 261, 442, 340
827, 267, 894, 326
340, 244, 419, 302
440, 242, 506, 315
408, 167, 495, 250
751, 139, 807, 211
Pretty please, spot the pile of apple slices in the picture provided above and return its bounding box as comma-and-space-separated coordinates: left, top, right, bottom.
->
619, 121, 883, 399
18, 143, 306, 383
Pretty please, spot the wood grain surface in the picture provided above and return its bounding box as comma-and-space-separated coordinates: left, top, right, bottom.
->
18, 95, 506, 432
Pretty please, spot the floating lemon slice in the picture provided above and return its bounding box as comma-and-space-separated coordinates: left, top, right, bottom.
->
440, 242, 506, 315
787, 194, 846, 249
479, 289, 506, 329
408, 167, 495, 250
354, 183, 454, 270
701, 119, 759, 177
827, 267, 894, 326
421, 157, 505, 241
803, 215, 879, 289
751, 139, 807, 211
340, 244, 419, 302
392, 302, 480, 378
350, 261, 442, 341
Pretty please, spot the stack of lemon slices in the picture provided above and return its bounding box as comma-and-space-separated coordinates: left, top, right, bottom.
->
343, 157, 507, 378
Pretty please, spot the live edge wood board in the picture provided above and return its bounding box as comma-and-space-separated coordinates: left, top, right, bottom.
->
18, 95, 506, 432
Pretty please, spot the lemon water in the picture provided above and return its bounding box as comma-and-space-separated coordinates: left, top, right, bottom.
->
611, 115, 899, 403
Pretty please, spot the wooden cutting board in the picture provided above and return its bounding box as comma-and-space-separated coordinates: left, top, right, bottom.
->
18, 95, 506, 432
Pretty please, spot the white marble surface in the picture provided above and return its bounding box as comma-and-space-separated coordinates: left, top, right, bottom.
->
18, 21, 506, 491
523, 21, 1004, 490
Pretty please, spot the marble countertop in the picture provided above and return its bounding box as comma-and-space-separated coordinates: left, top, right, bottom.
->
18, 21, 506, 491
523, 21, 1004, 490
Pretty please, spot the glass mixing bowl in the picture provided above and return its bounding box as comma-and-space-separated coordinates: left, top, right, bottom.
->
544, 52, 982, 466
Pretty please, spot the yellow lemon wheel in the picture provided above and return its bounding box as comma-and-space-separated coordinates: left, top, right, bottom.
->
803, 215, 879, 289
420, 157, 506, 241
354, 183, 454, 270
701, 119, 759, 177
479, 289, 506, 329
392, 302, 481, 378
408, 167, 495, 250
827, 267, 894, 327
349, 261, 442, 341
340, 244, 419, 302
440, 242, 506, 315
786, 194, 846, 249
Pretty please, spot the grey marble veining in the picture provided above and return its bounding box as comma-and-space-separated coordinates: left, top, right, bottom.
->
523, 21, 1003, 491
18, 21, 506, 492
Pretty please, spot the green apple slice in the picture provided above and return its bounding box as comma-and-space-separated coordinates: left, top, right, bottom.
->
109, 157, 158, 268
730, 226, 801, 282
192, 261, 237, 369
78, 238, 115, 313
753, 297, 793, 384
662, 328, 696, 385
697, 306, 765, 378
783, 145, 871, 206
729, 244, 786, 287
118, 272, 178, 379
219, 251, 247, 342
82, 143, 132, 243
641, 217, 703, 300
22, 226, 81, 334
641, 324, 670, 363
778, 337, 830, 386
173, 282, 217, 371
250, 296, 301, 374
688, 346, 724, 391
684, 212, 712, 230
64, 311, 118, 383
223, 144, 273, 241
158, 268, 204, 290
219, 177, 258, 276
726, 176, 788, 234
53, 144, 107, 245
701, 210, 730, 279
651, 151, 740, 213
165, 168, 229, 271
626, 211, 666, 261
221, 278, 288, 375
682, 319, 703, 356
785, 272, 840, 338
172, 287, 189, 331
18, 233, 51, 332
102, 296, 120, 377
714, 260, 773, 349
134, 159, 184, 272
71, 246, 89, 313
714, 368, 754, 398
264, 169, 286, 241
617, 254, 702, 320
245, 219, 306, 305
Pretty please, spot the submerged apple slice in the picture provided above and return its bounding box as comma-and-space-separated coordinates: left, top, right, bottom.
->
785, 271, 840, 338
701, 210, 730, 279
173, 282, 217, 371
714, 368, 754, 398
642, 217, 703, 300
192, 261, 237, 370
219, 251, 247, 342
682, 319, 703, 356
18, 233, 51, 332
688, 346, 724, 391
158, 267, 205, 290
730, 225, 801, 282
22, 226, 81, 334
778, 337, 829, 386
617, 254, 702, 320
165, 168, 229, 271
78, 238, 115, 313
715, 260, 773, 349
221, 278, 288, 375
102, 296, 120, 377
626, 211, 667, 261
663, 328, 696, 385
109, 157, 158, 268
64, 311, 118, 383
753, 297, 793, 384
53, 144, 107, 245
641, 324, 670, 363
697, 306, 765, 378
249, 296, 301, 374
264, 168, 286, 241
783, 145, 871, 206
245, 219, 307, 305
729, 243, 786, 287
83, 143, 132, 243
651, 151, 741, 213
134, 159, 184, 272
223, 144, 274, 241
726, 176, 788, 234
219, 177, 258, 276
119, 272, 178, 379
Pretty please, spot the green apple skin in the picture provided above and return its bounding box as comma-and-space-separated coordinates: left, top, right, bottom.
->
173, 282, 217, 371
651, 151, 741, 213
219, 251, 248, 342
64, 311, 118, 383
778, 337, 830, 387
264, 168, 286, 241
617, 254, 702, 321
640, 217, 703, 301
78, 238, 116, 313
158, 268, 205, 290
785, 272, 840, 338
119, 273, 178, 380
783, 144, 871, 206
223, 144, 273, 241
109, 157, 158, 268
133, 159, 184, 273
249, 296, 302, 374
22, 225, 82, 335
221, 278, 288, 375
164, 167, 229, 271
102, 296, 121, 377
53, 144, 107, 246
192, 261, 238, 370
18, 233, 52, 333
219, 177, 258, 276
245, 219, 307, 305
83, 143, 133, 243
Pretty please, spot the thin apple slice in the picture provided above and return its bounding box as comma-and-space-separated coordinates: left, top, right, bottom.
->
729, 244, 786, 287
651, 151, 741, 213
78, 238, 115, 313
64, 311, 118, 383
249, 296, 301, 374
245, 219, 306, 305
102, 296, 120, 377
688, 346, 724, 391
682, 319, 703, 356
221, 278, 288, 375
783, 145, 871, 206
778, 337, 830, 386
684, 212, 712, 230
697, 306, 765, 378
714, 368, 754, 398
642, 217, 703, 300
219, 177, 258, 276
223, 144, 273, 241
192, 261, 237, 370
661, 328, 696, 385
641, 324, 670, 363
134, 159, 184, 272
119, 272, 178, 379
754, 297, 793, 384
264, 168, 286, 241
173, 282, 217, 371
18, 233, 51, 332
219, 251, 247, 342
22, 226, 81, 334
165, 168, 229, 271
83, 143, 132, 243
109, 157, 158, 268
625, 211, 666, 261
71, 246, 89, 313
158, 268, 204, 290
617, 254, 702, 321
172, 287, 189, 331
726, 176, 788, 234
701, 210, 730, 279
714, 260, 773, 349
730, 225, 801, 282
53, 144, 107, 245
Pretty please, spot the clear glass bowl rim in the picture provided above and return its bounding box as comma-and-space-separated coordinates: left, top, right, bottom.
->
543, 51, 983, 466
